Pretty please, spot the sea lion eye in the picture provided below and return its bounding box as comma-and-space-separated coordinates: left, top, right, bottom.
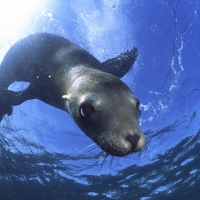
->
79, 103, 95, 118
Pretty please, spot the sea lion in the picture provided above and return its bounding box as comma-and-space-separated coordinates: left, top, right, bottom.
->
0, 33, 145, 157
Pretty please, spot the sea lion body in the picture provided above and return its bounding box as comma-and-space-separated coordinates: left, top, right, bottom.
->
0, 33, 145, 156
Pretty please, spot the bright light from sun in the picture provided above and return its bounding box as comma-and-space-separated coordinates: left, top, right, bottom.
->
0, 0, 41, 39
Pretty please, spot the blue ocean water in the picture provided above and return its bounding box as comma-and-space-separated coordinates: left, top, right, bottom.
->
0, 0, 199, 199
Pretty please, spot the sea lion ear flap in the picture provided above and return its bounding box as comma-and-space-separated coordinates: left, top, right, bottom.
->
62, 94, 71, 113
62, 95, 69, 99
99, 48, 138, 78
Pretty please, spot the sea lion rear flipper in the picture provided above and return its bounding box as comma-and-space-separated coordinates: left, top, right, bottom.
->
100, 48, 138, 78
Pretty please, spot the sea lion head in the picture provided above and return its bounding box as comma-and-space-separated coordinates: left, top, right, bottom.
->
63, 70, 145, 157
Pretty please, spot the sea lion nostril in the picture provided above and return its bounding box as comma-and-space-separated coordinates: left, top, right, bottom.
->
126, 134, 140, 150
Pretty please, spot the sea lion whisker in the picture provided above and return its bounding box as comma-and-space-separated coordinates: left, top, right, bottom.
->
109, 156, 115, 168
90, 150, 107, 166
80, 145, 100, 156
80, 143, 96, 152
100, 153, 110, 169
68, 140, 93, 150
66, 141, 97, 155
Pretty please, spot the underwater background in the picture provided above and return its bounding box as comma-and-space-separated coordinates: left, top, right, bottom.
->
0, 0, 199, 199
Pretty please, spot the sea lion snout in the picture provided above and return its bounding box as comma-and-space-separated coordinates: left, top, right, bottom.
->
95, 129, 145, 157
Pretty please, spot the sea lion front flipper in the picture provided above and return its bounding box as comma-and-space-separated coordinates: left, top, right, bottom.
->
0, 85, 36, 121
0, 88, 19, 121
100, 48, 138, 78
